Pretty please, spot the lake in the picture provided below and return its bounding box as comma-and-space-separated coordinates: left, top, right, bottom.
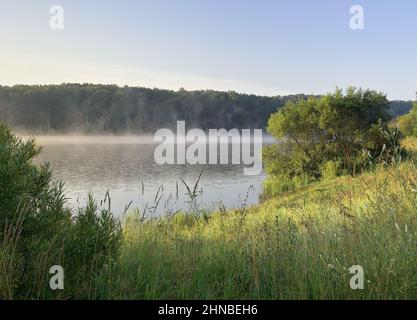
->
30, 135, 272, 217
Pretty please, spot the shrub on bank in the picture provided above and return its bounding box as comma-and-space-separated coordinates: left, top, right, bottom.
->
0, 123, 122, 299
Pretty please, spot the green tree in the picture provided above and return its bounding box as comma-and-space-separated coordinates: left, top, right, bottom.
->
263, 88, 404, 197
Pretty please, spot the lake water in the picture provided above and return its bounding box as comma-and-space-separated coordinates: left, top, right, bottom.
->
30, 136, 272, 217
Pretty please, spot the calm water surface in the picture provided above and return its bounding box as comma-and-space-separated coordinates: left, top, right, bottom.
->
31, 136, 271, 217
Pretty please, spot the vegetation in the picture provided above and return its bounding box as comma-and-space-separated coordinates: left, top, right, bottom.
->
263, 88, 409, 198
0, 84, 307, 134
3, 126, 417, 298
388, 100, 414, 117
398, 101, 417, 137
0, 84, 411, 134
1, 87, 417, 299
0, 124, 121, 299
116, 160, 417, 299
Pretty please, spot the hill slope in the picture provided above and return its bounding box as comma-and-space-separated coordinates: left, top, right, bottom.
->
118, 159, 417, 299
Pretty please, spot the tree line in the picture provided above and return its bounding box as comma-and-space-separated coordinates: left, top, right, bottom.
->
0, 84, 412, 134
0, 84, 304, 134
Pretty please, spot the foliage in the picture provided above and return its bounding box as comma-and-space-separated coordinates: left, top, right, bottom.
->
0, 84, 309, 133
0, 84, 410, 134
116, 161, 417, 299
0, 124, 122, 299
3, 123, 417, 299
263, 88, 409, 197
320, 160, 343, 180
367, 124, 409, 165
388, 100, 413, 117
262, 174, 312, 199
397, 101, 417, 137
401, 136, 417, 152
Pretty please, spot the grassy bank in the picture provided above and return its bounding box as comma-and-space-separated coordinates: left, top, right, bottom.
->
3, 123, 417, 299
112, 160, 417, 299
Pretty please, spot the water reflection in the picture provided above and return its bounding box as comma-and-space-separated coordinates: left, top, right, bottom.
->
31, 136, 270, 216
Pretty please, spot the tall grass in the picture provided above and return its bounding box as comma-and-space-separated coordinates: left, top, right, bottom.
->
115, 161, 417, 299
3, 122, 417, 299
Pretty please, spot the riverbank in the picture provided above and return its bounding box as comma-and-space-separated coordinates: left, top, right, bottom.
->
3, 124, 417, 299
110, 159, 417, 299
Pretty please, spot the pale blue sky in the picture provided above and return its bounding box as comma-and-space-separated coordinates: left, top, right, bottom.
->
0, 0, 416, 99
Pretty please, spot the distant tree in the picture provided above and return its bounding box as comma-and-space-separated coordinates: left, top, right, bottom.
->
388, 100, 413, 117
0, 84, 412, 135
0, 84, 304, 134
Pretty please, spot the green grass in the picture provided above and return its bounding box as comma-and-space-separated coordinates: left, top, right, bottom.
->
3, 126, 417, 299
106, 160, 417, 299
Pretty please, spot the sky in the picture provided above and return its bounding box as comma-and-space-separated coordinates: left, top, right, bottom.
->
0, 0, 416, 100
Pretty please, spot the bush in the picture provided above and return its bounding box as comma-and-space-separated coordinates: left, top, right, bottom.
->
372, 124, 410, 165
63, 195, 122, 298
0, 123, 122, 299
264, 88, 409, 194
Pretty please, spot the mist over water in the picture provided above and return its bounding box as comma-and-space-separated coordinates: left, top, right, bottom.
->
28, 135, 271, 216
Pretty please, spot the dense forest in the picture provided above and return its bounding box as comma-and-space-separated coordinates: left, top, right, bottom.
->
0, 84, 412, 134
